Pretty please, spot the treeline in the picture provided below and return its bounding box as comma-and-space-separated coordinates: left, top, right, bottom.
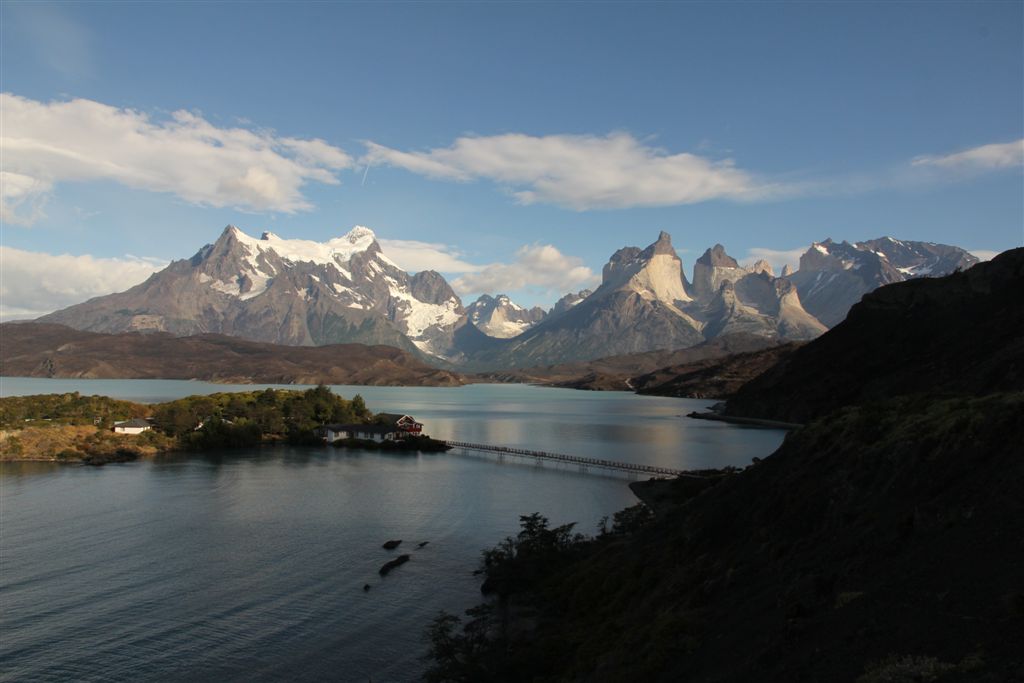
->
424, 506, 655, 682
152, 386, 371, 448
0, 386, 374, 455
0, 392, 148, 430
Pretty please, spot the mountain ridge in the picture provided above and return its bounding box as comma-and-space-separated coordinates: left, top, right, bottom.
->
35, 225, 983, 370
0, 322, 464, 386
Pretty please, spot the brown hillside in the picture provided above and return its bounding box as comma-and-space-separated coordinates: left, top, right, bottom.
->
0, 323, 464, 386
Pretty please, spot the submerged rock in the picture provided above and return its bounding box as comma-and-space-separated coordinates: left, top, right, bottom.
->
379, 554, 411, 576
382, 539, 402, 550
417, 541, 429, 549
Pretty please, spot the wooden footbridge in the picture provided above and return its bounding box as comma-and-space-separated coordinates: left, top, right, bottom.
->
442, 440, 692, 478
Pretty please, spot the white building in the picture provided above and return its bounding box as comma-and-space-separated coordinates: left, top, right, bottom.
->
113, 418, 152, 435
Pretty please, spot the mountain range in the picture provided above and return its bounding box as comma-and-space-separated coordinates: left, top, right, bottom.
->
36, 225, 980, 370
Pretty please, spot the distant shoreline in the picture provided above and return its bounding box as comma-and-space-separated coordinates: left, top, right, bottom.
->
686, 411, 803, 430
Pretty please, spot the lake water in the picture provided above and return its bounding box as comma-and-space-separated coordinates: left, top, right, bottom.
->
0, 379, 786, 682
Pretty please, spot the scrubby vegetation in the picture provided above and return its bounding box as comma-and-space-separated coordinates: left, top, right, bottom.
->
424, 506, 657, 681
0, 385, 377, 461
424, 393, 1024, 682
0, 392, 148, 429
151, 385, 371, 445
0, 424, 175, 464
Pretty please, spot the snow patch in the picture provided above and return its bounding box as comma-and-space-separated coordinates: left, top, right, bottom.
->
208, 270, 272, 300
230, 225, 377, 273
391, 290, 462, 339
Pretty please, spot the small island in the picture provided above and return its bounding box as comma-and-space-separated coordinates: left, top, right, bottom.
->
0, 385, 448, 464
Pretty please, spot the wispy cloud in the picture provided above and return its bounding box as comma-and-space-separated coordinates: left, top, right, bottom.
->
6, 3, 95, 79
912, 139, 1024, 172
378, 239, 484, 273
0, 172, 53, 226
1, 93, 354, 224
362, 132, 791, 210
451, 244, 599, 297
968, 249, 1003, 262
0, 246, 167, 320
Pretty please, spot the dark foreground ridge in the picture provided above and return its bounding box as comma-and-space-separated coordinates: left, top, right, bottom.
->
425, 393, 1024, 682
726, 248, 1024, 423
425, 250, 1024, 682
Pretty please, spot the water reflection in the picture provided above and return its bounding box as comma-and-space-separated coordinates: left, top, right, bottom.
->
0, 378, 787, 683
1, 379, 786, 471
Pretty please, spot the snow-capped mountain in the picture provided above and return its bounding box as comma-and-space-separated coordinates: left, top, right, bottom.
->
37, 224, 981, 371
785, 237, 979, 327
39, 225, 471, 359
550, 289, 593, 316
696, 245, 827, 341
466, 294, 547, 339
468, 232, 824, 369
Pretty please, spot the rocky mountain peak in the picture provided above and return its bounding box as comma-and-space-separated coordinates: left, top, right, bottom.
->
750, 259, 774, 277
551, 290, 592, 316
600, 232, 691, 305
697, 244, 741, 268
788, 236, 980, 327
467, 293, 546, 339
409, 270, 460, 307
640, 230, 677, 259
602, 246, 644, 285
692, 244, 748, 300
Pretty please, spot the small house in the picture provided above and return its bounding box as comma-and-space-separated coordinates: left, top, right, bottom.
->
374, 413, 423, 434
113, 418, 152, 435
319, 423, 403, 443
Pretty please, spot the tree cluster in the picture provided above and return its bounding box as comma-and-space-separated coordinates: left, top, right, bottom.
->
150, 385, 372, 447
0, 392, 148, 430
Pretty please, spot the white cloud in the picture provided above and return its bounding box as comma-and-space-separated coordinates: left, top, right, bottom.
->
1, 172, 52, 226
0, 246, 167, 320
969, 249, 1002, 262
1, 94, 354, 223
911, 139, 1024, 171
742, 247, 807, 275
378, 239, 484, 273
362, 132, 788, 210
451, 244, 599, 297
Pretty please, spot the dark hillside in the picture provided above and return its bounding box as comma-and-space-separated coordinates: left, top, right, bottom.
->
633, 342, 801, 398
726, 248, 1024, 423
430, 393, 1024, 681
0, 323, 463, 386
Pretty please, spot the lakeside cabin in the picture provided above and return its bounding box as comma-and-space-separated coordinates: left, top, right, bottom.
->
318, 413, 424, 444
113, 418, 152, 435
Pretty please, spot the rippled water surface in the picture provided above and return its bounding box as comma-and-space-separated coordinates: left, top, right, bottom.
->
1, 379, 785, 682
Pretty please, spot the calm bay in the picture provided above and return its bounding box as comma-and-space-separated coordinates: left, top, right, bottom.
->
1, 379, 785, 682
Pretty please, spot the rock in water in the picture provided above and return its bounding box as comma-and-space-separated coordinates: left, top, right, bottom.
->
382, 539, 402, 550
417, 541, 429, 549
379, 555, 411, 576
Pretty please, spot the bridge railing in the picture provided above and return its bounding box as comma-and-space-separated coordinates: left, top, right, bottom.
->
443, 440, 691, 477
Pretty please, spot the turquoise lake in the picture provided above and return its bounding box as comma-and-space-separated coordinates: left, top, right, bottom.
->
0, 379, 786, 682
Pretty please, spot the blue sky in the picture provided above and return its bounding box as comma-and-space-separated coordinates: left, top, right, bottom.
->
2, 1, 1022, 317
